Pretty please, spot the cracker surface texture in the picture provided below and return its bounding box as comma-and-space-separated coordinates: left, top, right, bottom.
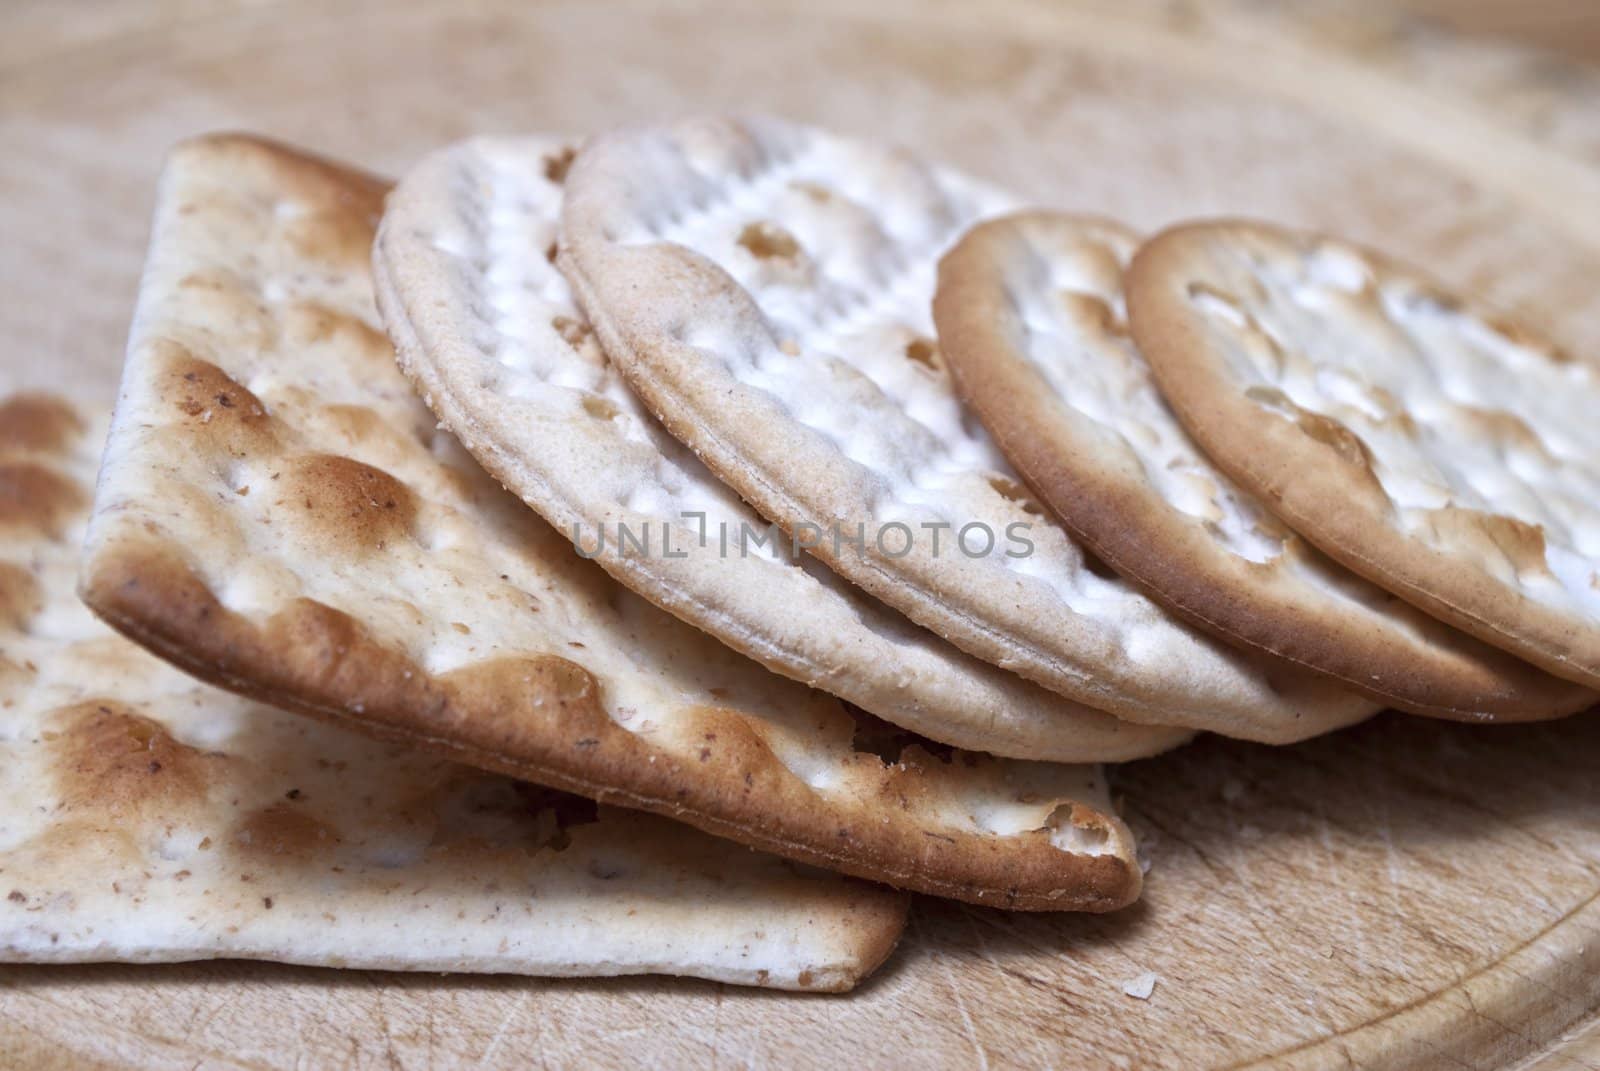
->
374, 136, 1188, 762
933, 212, 1593, 721
0, 392, 905, 990
560, 115, 1375, 742
80, 133, 1142, 911
1127, 219, 1600, 691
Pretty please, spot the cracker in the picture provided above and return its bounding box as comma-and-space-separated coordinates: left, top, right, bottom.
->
373, 136, 1188, 763
933, 212, 1594, 721
559, 115, 1375, 742
0, 392, 906, 990
1126, 219, 1600, 691
79, 133, 1143, 911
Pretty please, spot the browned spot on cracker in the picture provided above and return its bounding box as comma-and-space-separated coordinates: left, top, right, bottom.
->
282, 210, 379, 268
1407, 284, 1462, 315
1186, 280, 1241, 311
987, 474, 1044, 517
1354, 382, 1407, 424
178, 134, 388, 224
320, 404, 393, 445
552, 316, 593, 349
1452, 405, 1545, 455
0, 654, 33, 689
283, 303, 392, 362
0, 395, 82, 455
0, 562, 41, 631
1484, 314, 1565, 361
47, 702, 219, 817
161, 349, 276, 457
790, 182, 834, 203
1293, 410, 1377, 473
904, 336, 941, 371
1059, 292, 1125, 335
1245, 385, 1382, 483
274, 454, 417, 554
737, 222, 801, 261
542, 147, 576, 185
438, 655, 612, 752
1424, 507, 1552, 579
0, 461, 84, 539
232, 802, 339, 858
177, 268, 245, 294
1243, 384, 1292, 415
581, 395, 619, 421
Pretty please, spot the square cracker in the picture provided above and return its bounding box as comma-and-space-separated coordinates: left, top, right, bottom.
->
0, 392, 906, 990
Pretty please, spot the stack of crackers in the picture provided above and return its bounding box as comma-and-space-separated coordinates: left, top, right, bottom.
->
3, 116, 1595, 991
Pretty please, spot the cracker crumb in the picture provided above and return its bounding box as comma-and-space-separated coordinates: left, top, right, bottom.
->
1122, 971, 1159, 1000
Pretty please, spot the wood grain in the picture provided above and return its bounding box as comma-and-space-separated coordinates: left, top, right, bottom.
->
1, 1, 1598, 1067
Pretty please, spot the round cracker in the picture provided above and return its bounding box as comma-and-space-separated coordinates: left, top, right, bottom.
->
934, 212, 1593, 721
374, 136, 1185, 763
560, 115, 1376, 742
1127, 218, 1600, 691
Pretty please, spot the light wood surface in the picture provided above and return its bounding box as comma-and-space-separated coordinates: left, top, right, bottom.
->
2, 1, 1599, 1067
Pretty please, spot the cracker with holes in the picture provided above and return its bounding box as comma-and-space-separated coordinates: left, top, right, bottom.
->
373, 136, 1187, 763
0, 393, 906, 989
80, 133, 1143, 911
933, 212, 1593, 721
559, 115, 1375, 742
1127, 219, 1600, 691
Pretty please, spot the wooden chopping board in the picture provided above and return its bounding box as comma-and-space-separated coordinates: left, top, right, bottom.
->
3, 1, 1599, 1066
